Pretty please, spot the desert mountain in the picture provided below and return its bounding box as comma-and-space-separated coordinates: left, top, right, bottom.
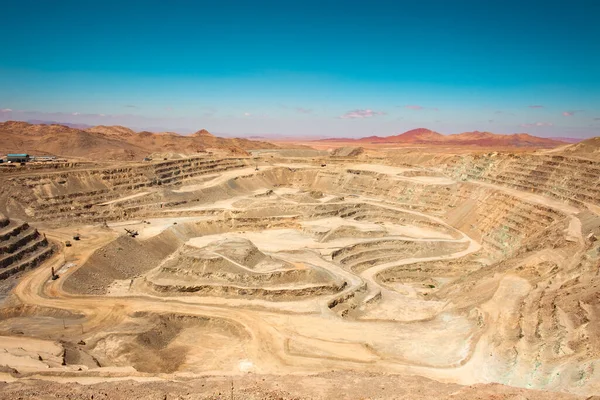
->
87, 125, 137, 137
557, 136, 600, 160
0, 121, 279, 161
0, 121, 149, 160
191, 129, 215, 137
319, 128, 567, 148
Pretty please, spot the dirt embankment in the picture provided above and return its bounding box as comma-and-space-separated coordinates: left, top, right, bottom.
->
63, 229, 184, 295
0, 371, 585, 399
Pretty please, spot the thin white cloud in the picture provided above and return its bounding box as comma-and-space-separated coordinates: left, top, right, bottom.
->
528, 105, 544, 108
72, 112, 80, 115
563, 110, 583, 117
403, 105, 439, 111
339, 109, 386, 119
1, 108, 13, 112
243, 112, 251, 117
296, 107, 312, 114
519, 122, 553, 128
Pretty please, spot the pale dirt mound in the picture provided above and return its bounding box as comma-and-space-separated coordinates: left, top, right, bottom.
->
319, 224, 387, 242
63, 229, 184, 295
145, 237, 345, 298
157, 238, 296, 277
200, 237, 282, 270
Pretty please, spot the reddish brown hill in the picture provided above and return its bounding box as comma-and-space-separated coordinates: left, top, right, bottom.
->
317, 128, 566, 148
0, 121, 149, 160
369, 128, 445, 143
0, 121, 279, 161
191, 129, 215, 137
87, 125, 137, 137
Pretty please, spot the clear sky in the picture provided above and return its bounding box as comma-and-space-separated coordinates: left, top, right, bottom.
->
1, 0, 599, 138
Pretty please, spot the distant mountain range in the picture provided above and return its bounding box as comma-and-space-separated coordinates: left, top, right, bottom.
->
318, 128, 569, 148
546, 136, 584, 144
26, 120, 96, 130
0, 121, 279, 161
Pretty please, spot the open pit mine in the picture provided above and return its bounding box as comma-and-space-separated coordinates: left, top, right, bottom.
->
0, 150, 599, 399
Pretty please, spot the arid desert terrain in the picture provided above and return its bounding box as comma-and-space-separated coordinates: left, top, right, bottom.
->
1, 124, 599, 399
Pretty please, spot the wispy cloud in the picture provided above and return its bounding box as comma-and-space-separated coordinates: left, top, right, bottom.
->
339, 109, 386, 119
494, 110, 516, 116
563, 110, 583, 116
243, 112, 251, 117
594, 117, 600, 121
520, 122, 553, 128
528, 105, 544, 108
404, 105, 438, 111
72, 112, 80, 116
488, 119, 494, 123
296, 107, 312, 114
124, 105, 137, 108
0, 108, 12, 112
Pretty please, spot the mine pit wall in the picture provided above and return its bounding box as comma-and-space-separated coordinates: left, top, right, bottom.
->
41, 159, 600, 392
0, 216, 54, 283
256, 168, 568, 261
8, 160, 572, 265
146, 279, 347, 301
64, 165, 573, 295
393, 152, 600, 209
0, 157, 250, 222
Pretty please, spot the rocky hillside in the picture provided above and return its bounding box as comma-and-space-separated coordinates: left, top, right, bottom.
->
0, 121, 279, 161
557, 136, 600, 160
319, 128, 567, 148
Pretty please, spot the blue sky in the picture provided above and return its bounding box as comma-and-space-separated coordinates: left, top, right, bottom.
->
1, 0, 599, 138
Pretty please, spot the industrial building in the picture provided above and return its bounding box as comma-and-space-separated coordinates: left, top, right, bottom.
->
7, 154, 30, 163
